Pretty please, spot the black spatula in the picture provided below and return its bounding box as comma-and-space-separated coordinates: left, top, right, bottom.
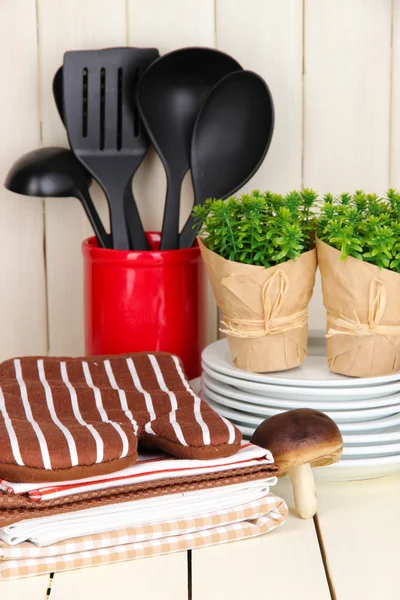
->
63, 47, 159, 250
179, 70, 274, 249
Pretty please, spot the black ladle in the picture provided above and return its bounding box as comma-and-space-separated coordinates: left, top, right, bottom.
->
179, 70, 275, 249
136, 47, 242, 250
53, 67, 111, 248
52, 65, 64, 122
4, 147, 110, 248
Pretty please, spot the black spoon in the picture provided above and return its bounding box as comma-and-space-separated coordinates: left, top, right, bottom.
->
4, 147, 109, 248
179, 70, 275, 249
136, 47, 242, 250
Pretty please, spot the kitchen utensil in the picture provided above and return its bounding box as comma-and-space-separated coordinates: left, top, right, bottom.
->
4, 147, 109, 248
202, 386, 400, 423
63, 47, 159, 250
202, 362, 400, 401
202, 338, 400, 388
179, 70, 274, 249
202, 372, 400, 410
136, 47, 242, 250
52, 65, 63, 122
52, 65, 111, 248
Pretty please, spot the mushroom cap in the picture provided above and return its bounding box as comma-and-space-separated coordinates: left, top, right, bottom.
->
251, 408, 343, 476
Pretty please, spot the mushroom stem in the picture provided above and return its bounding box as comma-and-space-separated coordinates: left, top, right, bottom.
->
288, 463, 317, 519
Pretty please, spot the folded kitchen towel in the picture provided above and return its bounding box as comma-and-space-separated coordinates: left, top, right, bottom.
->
0, 352, 242, 483
0, 478, 277, 546
0, 465, 274, 528
0, 442, 272, 501
0, 494, 288, 580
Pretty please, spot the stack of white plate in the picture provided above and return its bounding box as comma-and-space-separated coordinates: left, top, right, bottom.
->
200, 339, 400, 481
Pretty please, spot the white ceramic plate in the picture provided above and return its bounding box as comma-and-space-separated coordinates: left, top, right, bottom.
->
203, 372, 400, 410
202, 363, 400, 401
312, 456, 400, 481
202, 385, 400, 423
234, 421, 400, 456
202, 338, 400, 389
234, 420, 400, 445
201, 392, 400, 432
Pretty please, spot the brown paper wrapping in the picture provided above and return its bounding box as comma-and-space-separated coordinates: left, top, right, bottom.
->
317, 238, 400, 377
198, 239, 317, 373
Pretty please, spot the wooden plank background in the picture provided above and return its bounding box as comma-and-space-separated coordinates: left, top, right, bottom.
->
0, 0, 396, 360
0, 4, 398, 597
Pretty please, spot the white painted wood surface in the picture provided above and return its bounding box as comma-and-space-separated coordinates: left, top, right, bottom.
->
316, 474, 400, 600
303, 0, 391, 194
49, 553, 188, 600
0, 0, 47, 361
1, 573, 50, 600
390, 0, 400, 188
192, 479, 330, 600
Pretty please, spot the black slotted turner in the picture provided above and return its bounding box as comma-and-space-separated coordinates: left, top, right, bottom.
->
63, 47, 159, 250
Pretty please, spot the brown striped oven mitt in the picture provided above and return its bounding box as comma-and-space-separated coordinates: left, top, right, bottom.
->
0, 352, 241, 483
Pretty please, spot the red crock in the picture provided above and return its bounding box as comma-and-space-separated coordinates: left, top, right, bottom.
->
82, 233, 206, 379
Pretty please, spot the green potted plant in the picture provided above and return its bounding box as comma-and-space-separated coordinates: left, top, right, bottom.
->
316, 189, 400, 377
194, 189, 318, 373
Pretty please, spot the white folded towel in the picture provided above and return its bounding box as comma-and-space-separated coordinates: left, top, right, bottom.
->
0, 477, 277, 547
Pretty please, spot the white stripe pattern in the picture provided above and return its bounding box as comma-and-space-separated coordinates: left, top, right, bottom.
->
172, 355, 211, 445
104, 360, 139, 435
14, 359, 52, 470
60, 362, 104, 464
148, 355, 188, 447
37, 360, 79, 467
221, 416, 236, 445
126, 358, 156, 421
81, 362, 129, 459
0, 387, 24, 466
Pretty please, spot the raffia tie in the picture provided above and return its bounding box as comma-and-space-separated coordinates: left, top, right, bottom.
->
327, 279, 400, 337
219, 270, 308, 339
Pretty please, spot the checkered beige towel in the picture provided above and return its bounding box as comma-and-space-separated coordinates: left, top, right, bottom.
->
0, 493, 287, 580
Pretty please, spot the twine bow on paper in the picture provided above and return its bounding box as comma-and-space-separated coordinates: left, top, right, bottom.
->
219, 269, 308, 339
327, 279, 400, 338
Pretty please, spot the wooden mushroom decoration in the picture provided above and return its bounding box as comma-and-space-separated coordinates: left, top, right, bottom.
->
251, 408, 343, 519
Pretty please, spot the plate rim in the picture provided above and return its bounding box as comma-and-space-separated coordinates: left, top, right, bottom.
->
202, 372, 400, 410
202, 382, 400, 421
202, 339, 400, 388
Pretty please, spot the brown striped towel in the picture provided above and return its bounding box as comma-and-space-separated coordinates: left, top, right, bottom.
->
0, 353, 241, 483
0, 466, 275, 528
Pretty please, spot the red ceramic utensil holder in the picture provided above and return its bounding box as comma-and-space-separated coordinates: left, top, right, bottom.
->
83, 233, 206, 379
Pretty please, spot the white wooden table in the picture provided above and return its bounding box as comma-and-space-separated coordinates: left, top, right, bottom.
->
2, 474, 399, 600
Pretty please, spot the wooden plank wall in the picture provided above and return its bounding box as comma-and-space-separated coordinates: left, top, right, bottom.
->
0, 0, 396, 354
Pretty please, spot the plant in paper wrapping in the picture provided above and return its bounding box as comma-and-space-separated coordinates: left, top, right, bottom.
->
316, 189, 400, 377
193, 190, 318, 373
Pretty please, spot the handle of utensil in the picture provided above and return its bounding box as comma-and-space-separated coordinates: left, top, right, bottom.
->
76, 188, 111, 249
124, 184, 150, 251
179, 214, 199, 249
102, 181, 131, 250
160, 174, 184, 250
